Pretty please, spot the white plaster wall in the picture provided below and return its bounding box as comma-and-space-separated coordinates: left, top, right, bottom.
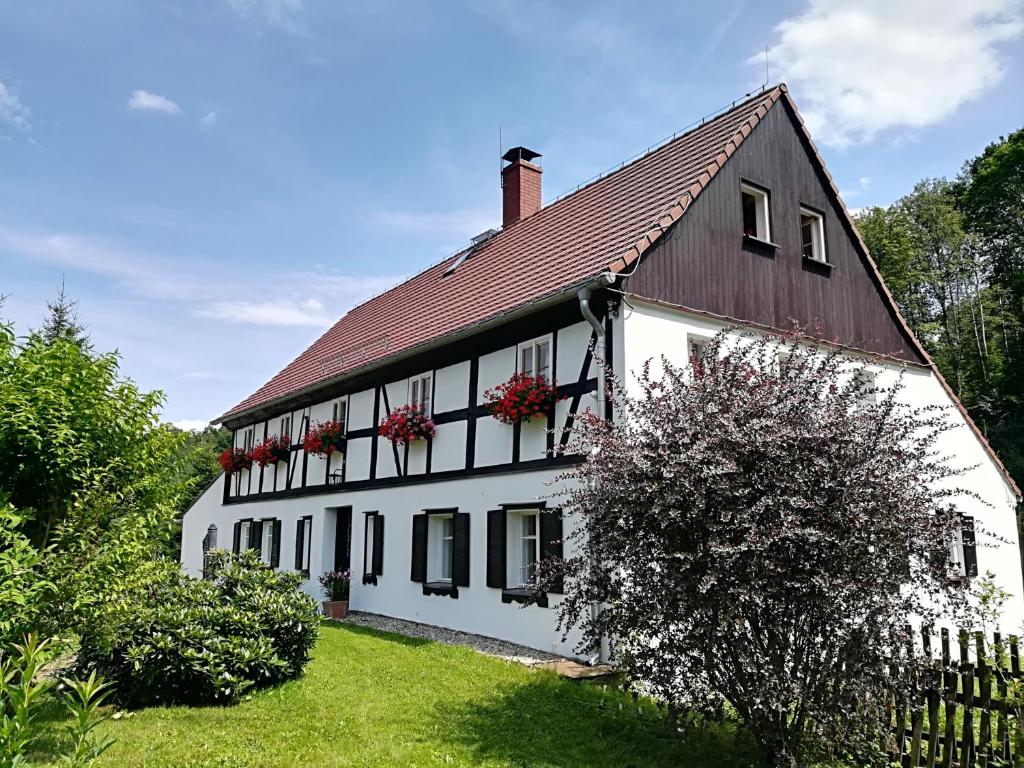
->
622, 299, 1024, 629
434, 361, 470, 412
432, 421, 466, 472
182, 469, 587, 658
348, 390, 375, 431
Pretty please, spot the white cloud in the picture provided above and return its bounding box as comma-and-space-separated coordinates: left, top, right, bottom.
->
225, 0, 304, 32
200, 298, 332, 327
0, 81, 30, 130
173, 418, 210, 431
200, 111, 217, 129
765, 0, 1024, 146
127, 90, 181, 115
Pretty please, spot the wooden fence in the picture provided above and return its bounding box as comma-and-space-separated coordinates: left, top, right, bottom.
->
890, 627, 1022, 767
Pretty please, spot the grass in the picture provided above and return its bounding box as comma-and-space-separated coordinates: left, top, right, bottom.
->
33, 621, 759, 768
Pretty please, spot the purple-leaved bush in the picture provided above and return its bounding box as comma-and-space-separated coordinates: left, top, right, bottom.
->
551, 328, 977, 766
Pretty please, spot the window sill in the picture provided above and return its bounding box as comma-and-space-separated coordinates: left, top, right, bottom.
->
742, 234, 779, 256
423, 581, 458, 598
362, 573, 378, 586
501, 587, 548, 608
801, 256, 833, 275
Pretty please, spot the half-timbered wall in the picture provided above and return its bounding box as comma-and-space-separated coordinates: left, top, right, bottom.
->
223, 306, 602, 504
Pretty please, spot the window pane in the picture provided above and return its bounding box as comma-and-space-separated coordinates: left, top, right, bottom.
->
523, 514, 536, 537
742, 192, 758, 237
302, 520, 312, 570
240, 522, 250, 549
520, 346, 534, 376
801, 214, 815, 259
421, 376, 430, 415
410, 379, 419, 408
337, 401, 347, 428
537, 341, 550, 381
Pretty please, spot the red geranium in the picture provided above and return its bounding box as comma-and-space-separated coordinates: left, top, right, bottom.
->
252, 435, 290, 467
379, 405, 435, 445
484, 373, 561, 425
218, 447, 252, 474
303, 420, 345, 458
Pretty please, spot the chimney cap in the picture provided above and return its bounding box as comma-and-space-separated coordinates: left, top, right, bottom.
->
502, 146, 541, 164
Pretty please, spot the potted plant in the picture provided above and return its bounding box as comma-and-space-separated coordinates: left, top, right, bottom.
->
217, 447, 252, 475
319, 570, 351, 619
303, 420, 345, 458
379, 405, 436, 445
251, 435, 290, 468
484, 372, 561, 424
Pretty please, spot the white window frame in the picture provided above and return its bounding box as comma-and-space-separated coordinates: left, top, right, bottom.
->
279, 415, 292, 446
409, 373, 433, 416
517, 335, 553, 382
687, 334, 711, 367
260, 519, 274, 566
427, 513, 454, 583
506, 510, 540, 588
800, 206, 827, 263
331, 397, 349, 431
741, 182, 771, 242
241, 426, 255, 452
239, 520, 251, 551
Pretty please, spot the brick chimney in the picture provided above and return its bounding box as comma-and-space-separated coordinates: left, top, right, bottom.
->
501, 146, 542, 228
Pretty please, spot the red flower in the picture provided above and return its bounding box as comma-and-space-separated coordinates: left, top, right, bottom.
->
303, 420, 344, 458
252, 435, 291, 468
484, 373, 561, 425
218, 447, 253, 474
379, 404, 436, 445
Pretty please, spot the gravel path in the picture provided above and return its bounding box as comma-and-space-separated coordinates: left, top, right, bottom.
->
340, 611, 566, 666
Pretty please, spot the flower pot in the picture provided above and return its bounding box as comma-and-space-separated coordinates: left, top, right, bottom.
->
322, 599, 349, 620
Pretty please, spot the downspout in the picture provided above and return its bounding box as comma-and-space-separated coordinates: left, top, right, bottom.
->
578, 274, 614, 665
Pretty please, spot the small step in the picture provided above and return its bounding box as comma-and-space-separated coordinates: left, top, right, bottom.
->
532, 659, 619, 680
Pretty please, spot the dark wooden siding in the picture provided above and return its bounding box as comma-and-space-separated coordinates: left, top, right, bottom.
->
625, 98, 925, 365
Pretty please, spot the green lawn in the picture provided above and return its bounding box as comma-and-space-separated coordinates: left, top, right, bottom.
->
35, 621, 758, 767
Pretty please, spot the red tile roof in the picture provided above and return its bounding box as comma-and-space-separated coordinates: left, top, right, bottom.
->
219, 87, 786, 422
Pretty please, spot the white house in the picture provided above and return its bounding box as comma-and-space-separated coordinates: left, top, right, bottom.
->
182, 85, 1024, 657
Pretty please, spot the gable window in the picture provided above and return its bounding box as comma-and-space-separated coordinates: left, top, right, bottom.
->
410, 509, 470, 597
410, 373, 432, 416
800, 207, 827, 263
518, 336, 552, 382
688, 334, 711, 375
853, 368, 878, 407
950, 515, 978, 579
362, 511, 384, 585
279, 416, 292, 446
294, 516, 313, 577
331, 398, 348, 430
741, 182, 771, 241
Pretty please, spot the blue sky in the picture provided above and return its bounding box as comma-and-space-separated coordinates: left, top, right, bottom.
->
2, 0, 1022, 428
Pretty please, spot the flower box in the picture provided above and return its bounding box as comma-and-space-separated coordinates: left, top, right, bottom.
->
379, 405, 435, 445
303, 420, 345, 458
217, 447, 252, 475
484, 373, 561, 425
251, 435, 290, 468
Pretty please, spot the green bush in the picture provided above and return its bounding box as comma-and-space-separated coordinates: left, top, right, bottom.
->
0, 498, 53, 650
76, 551, 319, 707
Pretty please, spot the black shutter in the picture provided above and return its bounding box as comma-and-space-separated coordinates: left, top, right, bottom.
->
453, 512, 470, 587
540, 508, 564, 593
410, 513, 427, 582
486, 509, 506, 589
233, 521, 241, 554
295, 519, 305, 570
372, 515, 385, 576
962, 515, 978, 578
250, 520, 263, 552
268, 519, 280, 568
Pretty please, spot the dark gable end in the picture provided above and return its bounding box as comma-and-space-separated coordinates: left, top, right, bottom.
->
623, 94, 926, 364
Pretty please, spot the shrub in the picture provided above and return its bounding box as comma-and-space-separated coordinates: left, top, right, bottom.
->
0, 498, 53, 650
76, 550, 319, 707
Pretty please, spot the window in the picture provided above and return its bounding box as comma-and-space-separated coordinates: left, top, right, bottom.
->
688, 334, 711, 374
239, 520, 251, 550
261, 520, 275, 565
362, 512, 383, 585
950, 515, 978, 578
331, 398, 348, 430
506, 511, 539, 588
242, 427, 255, 452
234, 518, 280, 568
279, 416, 292, 446
741, 183, 771, 241
518, 336, 552, 382
853, 368, 878, 407
295, 516, 313, 576
410, 373, 432, 416
800, 207, 827, 262
411, 510, 469, 597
